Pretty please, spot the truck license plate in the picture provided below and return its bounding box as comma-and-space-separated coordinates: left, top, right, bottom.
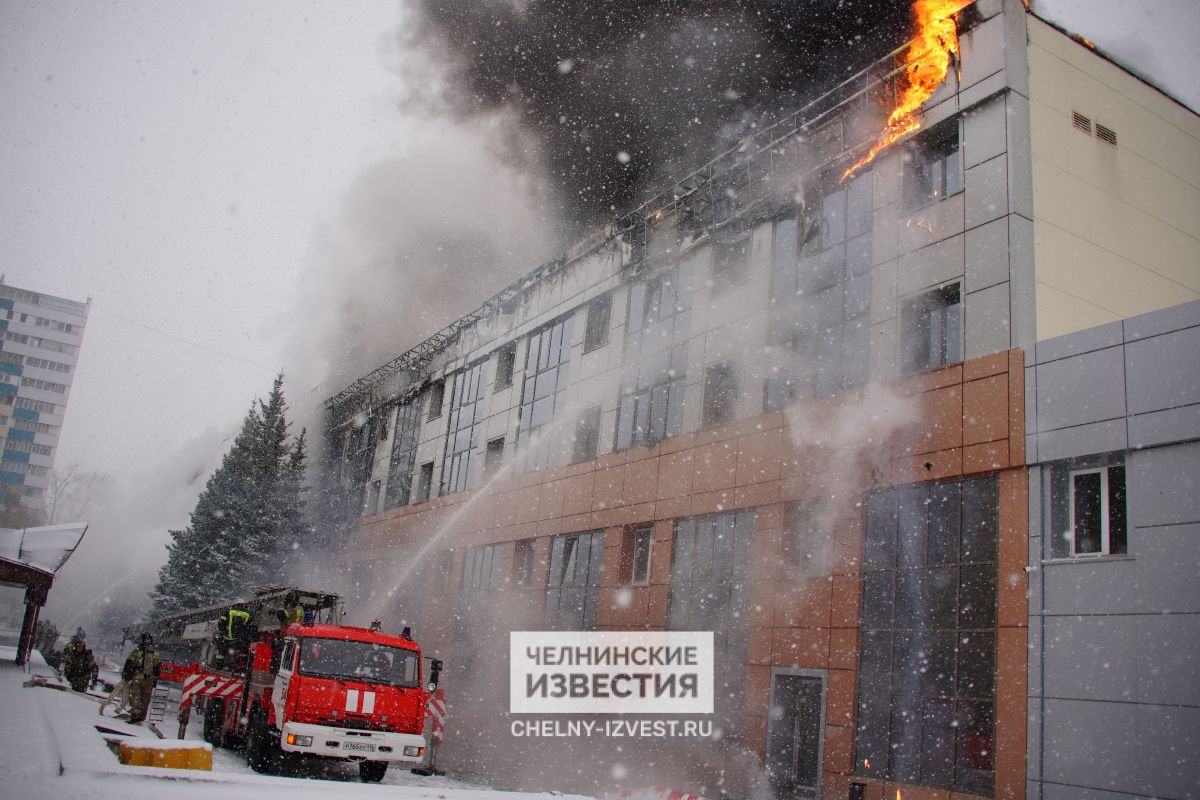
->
343, 742, 376, 752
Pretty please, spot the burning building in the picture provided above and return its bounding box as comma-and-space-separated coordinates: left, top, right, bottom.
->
319, 1, 1200, 798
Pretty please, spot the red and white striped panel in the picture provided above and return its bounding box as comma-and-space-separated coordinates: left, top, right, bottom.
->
181, 673, 242, 701
426, 688, 446, 744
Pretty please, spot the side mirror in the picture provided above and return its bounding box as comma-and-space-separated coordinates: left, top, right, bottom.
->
428, 658, 443, 691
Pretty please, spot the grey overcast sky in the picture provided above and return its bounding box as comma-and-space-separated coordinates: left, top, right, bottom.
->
1, 0, 1196, 626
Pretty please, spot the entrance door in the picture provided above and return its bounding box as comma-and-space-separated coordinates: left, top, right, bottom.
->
766, 673, 824, 798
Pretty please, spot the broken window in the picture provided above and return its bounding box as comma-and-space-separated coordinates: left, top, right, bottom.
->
516, 314, 574, 473
427, 379, 445, 420
512, 539, 536, 588
583, 292, 613, 352
544, 530, 606, 630
460, 543, 503, 594
712, 239, 749, 294
621, 525, 653, 585
494, 341, 517, 391
903, 119, 963, 210
441, 359, 488, 495
384, 398, 422, 509
1047, 455, 1127, 558
414, 461, 435, 503
901, 282, 962, 373
572, 404, 602, 463
362, 479, 381, 517
701, 361, 739, 429
484, 436, 506, 476
855, 477, 998, 794
616, 262, 694, 450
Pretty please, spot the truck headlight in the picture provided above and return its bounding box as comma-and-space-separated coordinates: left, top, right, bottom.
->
286, 734, 313, 747
403, 745, 424, 757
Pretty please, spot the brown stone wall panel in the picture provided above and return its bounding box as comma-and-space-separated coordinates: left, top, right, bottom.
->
656, 450, 694, 499
746, 581, 776, 627
654, 495, 690, 521
962, 440, 1010, 475
511, 484, 542, 525
771, 627, 831, 667
744, 664, 773, 717
903, 362, 963, 395
740, 713, 768, 760
1008, 347, 1026, 466
733, 481, 781, 510
598, 587, 651, 627
594, 451, 628, 471
830, 574, 863, 628
560, 512, 595, 534
963, 350, 1010, 382
963, 373, 1009, 447
995, 625, 1029, 800
828, 627, 859, 671
645, 584, 669, 627
915, 385, 964, 455
755, 503, 785, 531
692, 440, 739, 494
773, 578, 833, 628
621, 457, 660, 507
537, 479, 566, 521
833, 513, 865, 578
658, 431, 697, 456
560, 472, 595, 517
600, 529, 625, 587
997, 468, 1029, 628
736, 429, 783, 486
689, 489, 734, 517
748, 627, 773, 664
891, 448, 963, 484
826, 667, 857, 728
822, 722, 854, 774
592, 465, 625, 511
752, 529, 784, 584
822, 773, 852, 799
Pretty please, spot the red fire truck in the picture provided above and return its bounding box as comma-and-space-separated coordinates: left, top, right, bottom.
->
124, 586, 442, 783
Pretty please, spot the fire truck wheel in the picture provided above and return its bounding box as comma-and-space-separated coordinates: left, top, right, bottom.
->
245, 711, 277, 774
359, 760, 388, 783
202, 699, 225, 746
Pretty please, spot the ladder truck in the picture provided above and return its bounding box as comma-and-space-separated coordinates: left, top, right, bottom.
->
124, 586, 442, 783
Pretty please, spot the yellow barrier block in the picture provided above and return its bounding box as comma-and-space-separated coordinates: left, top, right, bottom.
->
117, 740, 213, 771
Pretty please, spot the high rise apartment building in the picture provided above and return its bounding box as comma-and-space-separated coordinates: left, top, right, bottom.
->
0, 278, 89, 516
322, 1, 1199, 797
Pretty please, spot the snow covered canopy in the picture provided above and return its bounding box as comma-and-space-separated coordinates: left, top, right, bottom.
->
0, 523, 88, 576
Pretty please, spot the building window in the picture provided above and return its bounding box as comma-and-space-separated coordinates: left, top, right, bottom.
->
517, 314, 574, 473
702, 362, 739, 429
855, 477, 998, 795
544, 530, 606, 630
903, 119, 963, 210
512, 539, 535, 587
362, 480, 382, 516
427, 380, 445, 420
572, 404, 602, 463
484, 436, 506, 477
616, 263, 694, 450
429, 549, 454, 594
441, 360, 488, 495
415, 461, 435, 503
901, 282, 962, 373
1047, 457, 1127, 559
583, 292, 613, 352
461, 543, 503, 594
669, 510, 757, 735
384, 399, 422, 509
622, 525, 653, 585
712, 240, 749, 294
494, 342, 517, 391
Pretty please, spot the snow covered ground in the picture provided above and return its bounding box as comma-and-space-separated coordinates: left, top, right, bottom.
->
0, 646, 597, 800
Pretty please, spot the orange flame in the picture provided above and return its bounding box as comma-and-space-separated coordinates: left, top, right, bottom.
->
841, 0, 971, 181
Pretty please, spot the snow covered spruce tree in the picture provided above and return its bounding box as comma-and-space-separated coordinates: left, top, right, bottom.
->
148, 375, 308, 617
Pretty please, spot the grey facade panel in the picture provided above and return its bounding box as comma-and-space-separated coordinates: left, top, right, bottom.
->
1035, 418, 1127, 462
1042, 698, 1141, 795
1133, 704, 1200, 799
1041, 559, 1138, 617
1034, 319, 1123, 364
1135, 613, 1200, 706
1042, 615, 1137, 703
1124, 324, 1200, 415
1133, 523, 1200, 615
1128, 405, 1200, 450
1034, 345, 1127, 432
1128, 440, 1200, 528
1123, 297, 1200, 342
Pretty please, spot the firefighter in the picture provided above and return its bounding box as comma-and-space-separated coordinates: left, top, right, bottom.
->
122, 633, 161, 724
215, 602, 253, 668
276, 591, 304, 627
62, 630, 92, 692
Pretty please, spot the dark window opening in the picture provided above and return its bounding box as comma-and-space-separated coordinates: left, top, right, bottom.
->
512, 539, 535, 588
415, 461, 435, 503
384, 399, 422, 509
713, 240, 750, 294
583, 293, 613, 352
485, 436, 506, 476
903, 119, 963, 210
441, 360, 488, 495
495, 342, 517, 391
517, 314, 574, 473
902, 282, 962, 373
766, 673, 824, 798
572, 404, 602, 464
702, 362, 739, 429
461, 543, 503, 594
621, 525, 653, 585
427, 380, 445, 420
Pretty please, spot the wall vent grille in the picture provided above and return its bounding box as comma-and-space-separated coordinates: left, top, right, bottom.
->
1072, 111, 1092, 135
1096, 123, 1118, 146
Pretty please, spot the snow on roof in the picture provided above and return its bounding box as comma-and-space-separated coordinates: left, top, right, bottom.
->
0, 522, 88, 574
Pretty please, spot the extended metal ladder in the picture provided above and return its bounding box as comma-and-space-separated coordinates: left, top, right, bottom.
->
147, 682, 182, 725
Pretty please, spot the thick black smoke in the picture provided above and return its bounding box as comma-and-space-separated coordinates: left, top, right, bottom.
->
403, 0, 912, 229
